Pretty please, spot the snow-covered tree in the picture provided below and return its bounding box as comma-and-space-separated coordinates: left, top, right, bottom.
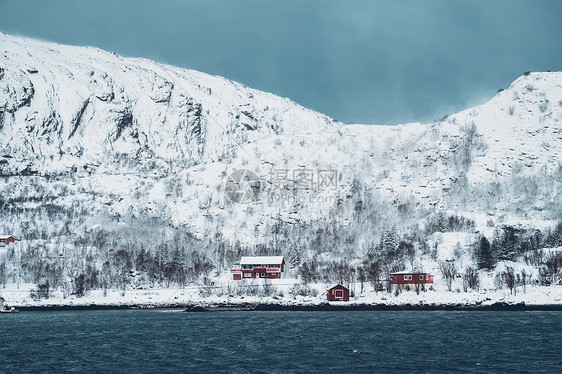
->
288, 246, 301, 269
477, 236, 495, 270
497, 227, 517, 261
381, 226, 399, 255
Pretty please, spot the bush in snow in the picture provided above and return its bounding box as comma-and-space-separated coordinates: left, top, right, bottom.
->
462, 267, 480, 292
439, 261, 458, 292
289, 283, 318, 298
259, 279, 275, 297
538, 252, 562, 285
502, 267, 517, 295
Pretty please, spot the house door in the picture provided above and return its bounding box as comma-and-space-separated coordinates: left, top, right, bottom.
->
335, 290, 343, 299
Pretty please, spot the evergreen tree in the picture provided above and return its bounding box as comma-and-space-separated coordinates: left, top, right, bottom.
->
545, 222, 562, 247
366, 241, 377, 257
382, 226, 399, 255
136, 244, 147, 272
154, 243, 170, 283
477, 236, 495, 270
497, 226, 517, 261
288, 246, 301, 269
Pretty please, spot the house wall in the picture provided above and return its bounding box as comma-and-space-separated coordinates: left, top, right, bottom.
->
232, 261, 284, 280
390, 273, 434, 285
0, 236, 15, 246
327, 286, 350, 300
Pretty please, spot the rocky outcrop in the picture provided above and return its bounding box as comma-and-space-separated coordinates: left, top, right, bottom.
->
0, 33, 336, 174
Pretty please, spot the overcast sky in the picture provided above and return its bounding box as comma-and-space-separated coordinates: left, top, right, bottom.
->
1, 0, 560, 124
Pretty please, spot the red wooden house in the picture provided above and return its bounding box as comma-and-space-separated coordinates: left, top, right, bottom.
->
0, 235, 15, 246
231, 256, 285, 280
327, 284, 350, 301
389, 271, 433, 286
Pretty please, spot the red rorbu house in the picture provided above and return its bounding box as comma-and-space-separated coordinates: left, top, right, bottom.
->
326, 284, 350, 301
389, 271, 434, 286
0, 235, 15, 247
231, 256, 285, 280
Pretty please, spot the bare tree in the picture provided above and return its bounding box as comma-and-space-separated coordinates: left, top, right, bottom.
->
502, 267, 516, 295
439, 261, 458, 291
462, 267, 480, 291
357, 266, 366, 294
545, 252, 562, 284
520, 269, 528, 293
367, 261, 382, 293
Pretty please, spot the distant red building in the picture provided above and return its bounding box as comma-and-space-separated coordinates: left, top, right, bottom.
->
231, 256, 285, 280
0, 235, 15, 246
389, 271, 433, 286
326, 284, 350, 301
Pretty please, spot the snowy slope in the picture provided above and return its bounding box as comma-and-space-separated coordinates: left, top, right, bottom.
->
344, 72, 561, 220
0, 34, 560, 251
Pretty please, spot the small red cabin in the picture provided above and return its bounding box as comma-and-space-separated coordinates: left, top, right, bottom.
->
0, 235, 15, 246
389, 271, 433, 286
231, 256, 285, 280
327, 284, 350, 301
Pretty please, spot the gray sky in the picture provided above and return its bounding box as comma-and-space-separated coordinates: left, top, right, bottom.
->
1, 0, 560, 124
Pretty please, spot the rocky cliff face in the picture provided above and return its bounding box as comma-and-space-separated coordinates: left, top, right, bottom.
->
0, 33, 336, 176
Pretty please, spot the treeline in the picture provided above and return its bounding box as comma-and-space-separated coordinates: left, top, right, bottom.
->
295, 214, 475, 293
294, 219, 562, 294
0, 229, 218, 298
475, 223, 562, 285
1, 183, 561, 299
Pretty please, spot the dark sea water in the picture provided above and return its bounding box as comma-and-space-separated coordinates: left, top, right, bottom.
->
0, 310, 560, 373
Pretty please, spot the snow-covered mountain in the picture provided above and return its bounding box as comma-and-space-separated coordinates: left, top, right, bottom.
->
0, 33, 337, 175
0, 34, 561, 300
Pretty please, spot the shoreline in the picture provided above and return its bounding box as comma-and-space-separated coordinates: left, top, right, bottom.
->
15, 302, 562, 312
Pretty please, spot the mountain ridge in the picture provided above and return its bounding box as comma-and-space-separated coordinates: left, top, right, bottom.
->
0, 33, 560, 262
0, 33, 337, 176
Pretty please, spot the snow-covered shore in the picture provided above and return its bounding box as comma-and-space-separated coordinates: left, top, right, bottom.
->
3, 281, 561, 310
